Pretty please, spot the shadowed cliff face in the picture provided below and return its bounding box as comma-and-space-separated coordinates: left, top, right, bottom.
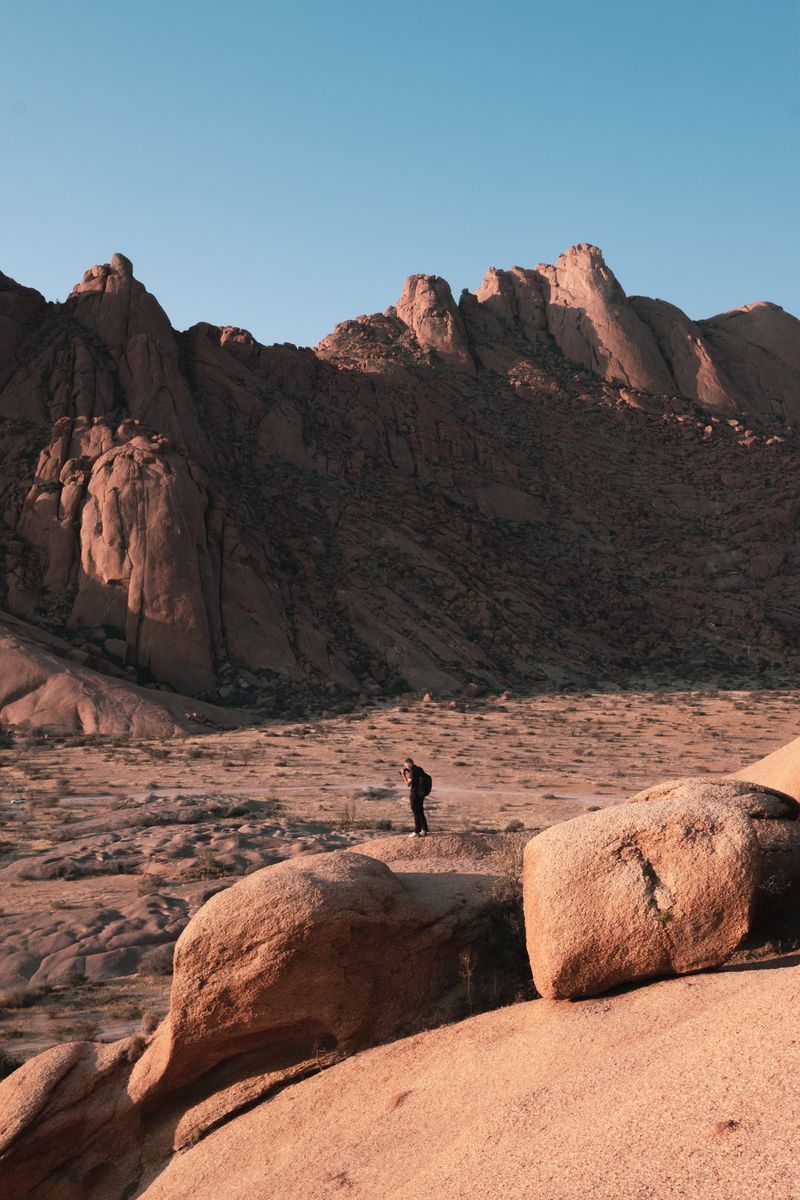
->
0, 246, 799, 717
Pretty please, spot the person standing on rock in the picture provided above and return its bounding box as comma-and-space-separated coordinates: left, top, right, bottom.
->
401, 757, 431, 838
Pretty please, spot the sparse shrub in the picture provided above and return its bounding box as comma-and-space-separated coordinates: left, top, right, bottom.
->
138, 874, 165, 896
144, 945, 174, 976
140, 1008, 160, 1034
0, 985, 53, 1009
186, 847, 226, 880
0, 1047, 23, 1080
504, 819, 525, 833
338, 800, 358, 829
375, 819, 393, 831
66, 1018, 100, 1041
488, 834, 527, 905
114, 1000, 143, 1021
459, 947, 477, 1015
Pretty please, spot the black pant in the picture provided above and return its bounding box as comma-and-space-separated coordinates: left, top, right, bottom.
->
411, 794, 429, 834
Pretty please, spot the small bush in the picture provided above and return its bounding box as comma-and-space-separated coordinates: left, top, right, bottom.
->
144, 945, 174, 977
0, 1047, 23, 1080
138, 874, 166, 896
185, 848, 226, 880
0, 985, 53, 1009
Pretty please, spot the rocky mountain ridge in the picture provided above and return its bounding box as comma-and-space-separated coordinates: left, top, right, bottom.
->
1, 245, 799, 724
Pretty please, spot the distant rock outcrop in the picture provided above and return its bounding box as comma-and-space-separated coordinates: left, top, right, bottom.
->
0, 613, 241, 736
396, 274, 476, 375
1, 247, 799, 726
533, 243, 677, 393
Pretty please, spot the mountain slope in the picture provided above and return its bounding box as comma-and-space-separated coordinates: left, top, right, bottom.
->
0, 246, 798, 720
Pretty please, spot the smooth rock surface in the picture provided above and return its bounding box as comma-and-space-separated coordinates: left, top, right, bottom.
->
129, 848, 492, 1101
139, 960, 800, 1200
523, 796, 760, 999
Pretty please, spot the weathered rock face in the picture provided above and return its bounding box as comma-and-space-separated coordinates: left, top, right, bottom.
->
0, 837, 506, 1200
534, 243, 677, 393
628, 296, 741, 415
523, 797, 761, 999
0, 613, 242, 736
628, 776, 800, 919
1, 247, 800, 724
129, 849, 491, 1102
395, 274, 476, 375
0, 273, 46, 394
0, 1037, 144, 1200
627, 775, 800, 817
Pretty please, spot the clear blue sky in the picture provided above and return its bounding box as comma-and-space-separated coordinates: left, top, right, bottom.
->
1, 0, 797, 346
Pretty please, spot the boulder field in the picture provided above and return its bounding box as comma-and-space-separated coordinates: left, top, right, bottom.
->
2, 757, 800, 1198
1, 246, 800, 730
0, 835, 519, 1199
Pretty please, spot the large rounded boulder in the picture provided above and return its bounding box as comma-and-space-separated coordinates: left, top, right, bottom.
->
628, 776, 800, 917
130, 848, 489, 1102
523, 796, 760, 999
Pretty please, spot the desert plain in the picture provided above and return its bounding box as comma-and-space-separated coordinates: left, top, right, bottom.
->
2, 684, 797, 1072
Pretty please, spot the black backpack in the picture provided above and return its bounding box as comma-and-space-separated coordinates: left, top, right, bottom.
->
419, 769, 432, 797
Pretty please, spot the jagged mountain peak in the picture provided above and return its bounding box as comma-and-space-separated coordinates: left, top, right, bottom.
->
1, 245, 799, 728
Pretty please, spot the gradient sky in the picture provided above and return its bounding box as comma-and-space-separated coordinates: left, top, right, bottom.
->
1, 0, 797, 346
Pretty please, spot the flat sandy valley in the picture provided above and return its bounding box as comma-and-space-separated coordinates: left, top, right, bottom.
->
1, 686, 797, 1070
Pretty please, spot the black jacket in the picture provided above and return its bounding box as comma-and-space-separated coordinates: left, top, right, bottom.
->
407, 765, 426, 800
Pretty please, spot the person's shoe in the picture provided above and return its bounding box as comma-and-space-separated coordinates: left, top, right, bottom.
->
420, 830, 428, 837
408, 832, 420, 838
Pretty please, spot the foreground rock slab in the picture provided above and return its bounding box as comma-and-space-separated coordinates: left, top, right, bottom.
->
523, 796, 760, 999
735, 736, 800, 803
139, 961, 800, 1200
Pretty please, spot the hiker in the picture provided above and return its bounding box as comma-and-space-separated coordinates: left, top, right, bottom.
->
400, 756, 431, 838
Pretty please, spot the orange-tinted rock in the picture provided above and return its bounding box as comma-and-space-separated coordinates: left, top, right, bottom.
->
0, 1037, 143, 1200
129, 849, 491, 1102
523, 797, 760, 999
627, 776, 800, 918
396, 274, 476, 375
1, 245, 800, 721
535, 244, 676, 392
628, 295, 741, 415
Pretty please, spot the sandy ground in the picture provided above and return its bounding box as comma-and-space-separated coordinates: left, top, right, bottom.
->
1, 687, 798, 1066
